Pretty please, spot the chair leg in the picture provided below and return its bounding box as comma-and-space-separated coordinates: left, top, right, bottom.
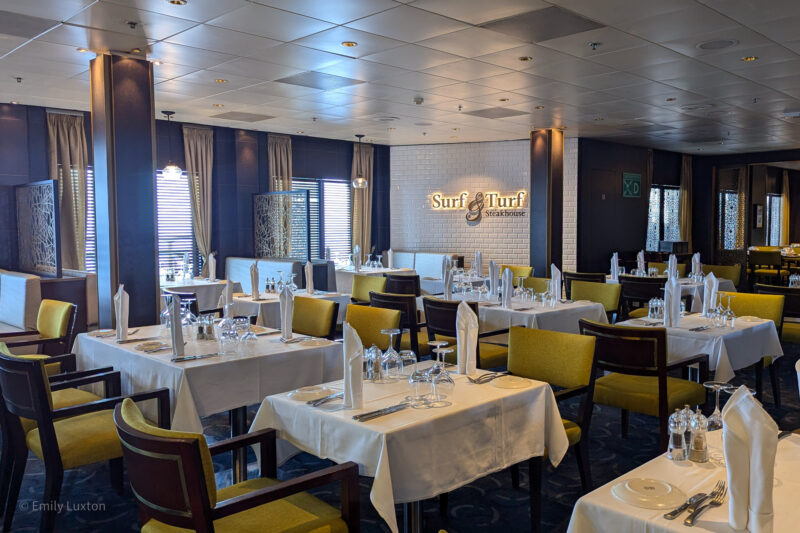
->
528, 456, 542, 533
659, 417, 669, 454
40, 468, 63, 533
510, 463, 520, 489
2, 444, 26, 533
438, 492, 448, 518
574, 442, 592, 494
754, 359, 765, 403
769, 360, 781, 408
109, 457, 124, 495
0, 434, 12, 519
620, 409, 629, 439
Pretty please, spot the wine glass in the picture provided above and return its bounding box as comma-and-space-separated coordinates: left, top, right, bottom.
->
703, 381, 728, 430
376, 254, 383, 268
276, 271, 285, 291
479, 281, 489, 301
723, 294, 735, 328
289, 273, 298, 292
380, 329, 403, 379
428, 347, 455, 406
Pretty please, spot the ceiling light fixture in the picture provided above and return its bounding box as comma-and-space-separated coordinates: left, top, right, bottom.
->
665, 97, 677, 102
588, 42, 601, 51
160, 111, 183, 180
341, 41, 358, 48
499, 97, 509, 102
168, 0, 188, 5
131, 47, 142, 54
535, 105, 544, 110
352, 134, 367, 189
518, 56, 533, 62
10, 101, 18, 105
213, 103, 224, 108
697, 39, 738, 51
152, 59, 162, 66
297, 130, 304, 134
215, 78, 228, 83
77, 47, 88, 53
740, 56, 758, 62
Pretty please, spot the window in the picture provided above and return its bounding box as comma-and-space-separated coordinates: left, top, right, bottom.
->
84, 166, 97, 272
646, 185, 681, 251
718, 190, 741, 250
291, 178, 351, 260
766, 194, 782, 247
155, 169, 195, 273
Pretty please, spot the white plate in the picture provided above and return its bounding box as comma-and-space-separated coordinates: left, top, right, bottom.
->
738, 316, 762, 322
611, 478, 686, 510
490, 375, 531, 389
299, 338, 333, 347
287, 386, 334, 402
574, 300, 593, 305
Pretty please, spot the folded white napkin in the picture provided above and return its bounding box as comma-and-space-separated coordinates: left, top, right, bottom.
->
114, 284, 129, 341
342, 322, 364, 409
691, 252, 702, 276
388, 248, 394, 268
610, 252, 619, 282
305, 261, 314, 294
168, 295, 184, 357
637, 250, 646, 272
207, 253, 216, 282
441, 256, 451, 280
250, 262, 260, 300
663, 275, 681, 327
489, 260, 499, 298
668, 254, 678, 279
551, 263, 562, 300
501, 268, 513, 308
722, 385, 778, 533
217, 279, 235, 316
456, 301, 478, 375
703, 272, 719, 316
353, 245, 361, 272
279, 285, 293, 340
474, 251, 483, 275
443, 268, 453, 299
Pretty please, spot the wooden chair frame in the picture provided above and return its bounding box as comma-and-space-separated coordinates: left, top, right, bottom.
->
0, 303, 78, 356
562, 271, 606, 300
384, 274, 421, 297
369, 292, 424, 356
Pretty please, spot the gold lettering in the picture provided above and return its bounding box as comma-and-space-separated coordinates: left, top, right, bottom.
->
432, 193, 442, 208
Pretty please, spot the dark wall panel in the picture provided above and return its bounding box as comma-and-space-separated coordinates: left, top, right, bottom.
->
235, 129, 259, 258
211, 127, 237, 272
372, 143, 391, 254
291, 134, 352, 180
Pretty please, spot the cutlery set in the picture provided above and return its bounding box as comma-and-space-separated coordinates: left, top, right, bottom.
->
94, 328, 139, 338
144, 342, 187, 354
688, 325, 712, 332
170, 353, 219, 363
352, 403, 409, 422
663, 480, 727, 526
280, 336, 309, 344
467, 371, 509, 384
307, 392, 343, 407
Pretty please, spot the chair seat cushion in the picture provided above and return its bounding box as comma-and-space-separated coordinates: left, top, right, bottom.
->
628, 308, 648, 318
594, 373, 706, 417
782, 322, 800, 344
26, 409, 121, 469
142, 477, 348, 533
753, 268, 787, 276
400, 330, 431, 357
21, 388, 102, 434
562, 418, 581, 447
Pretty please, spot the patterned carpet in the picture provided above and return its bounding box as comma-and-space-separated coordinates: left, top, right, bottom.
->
5, 347, 800, 533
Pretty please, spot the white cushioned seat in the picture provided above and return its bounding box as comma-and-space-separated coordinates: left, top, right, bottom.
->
0, 270, 42, 330
63, 269, 98, 328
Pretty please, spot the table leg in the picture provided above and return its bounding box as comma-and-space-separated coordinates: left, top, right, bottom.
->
403, 501, 422, 533
229, 406, 248, 483
529, 455, 542, 533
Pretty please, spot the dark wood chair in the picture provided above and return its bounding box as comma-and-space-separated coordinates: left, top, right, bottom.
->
618, 275, 666, 319
384, 273, 421, 296
421, 297, 508, 369
0, 354, 170, 532
579, 320, 708, 452
0, 300, 78, 357
748, 250, 787, 285
369, 291, 428, 357
562, 272, 606, 300
114, 400, 361, 533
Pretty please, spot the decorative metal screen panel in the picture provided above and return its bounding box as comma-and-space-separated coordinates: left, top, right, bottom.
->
253, 190, 310, 260
767, 195, 782, 246
16, 180, 61, 276
646, 187, 661, 252
662, 188, 681, 242
718, 191, 740, 250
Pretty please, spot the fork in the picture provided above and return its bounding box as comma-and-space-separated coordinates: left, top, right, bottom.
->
467, 371, 508, 384
684, 482, 726, 526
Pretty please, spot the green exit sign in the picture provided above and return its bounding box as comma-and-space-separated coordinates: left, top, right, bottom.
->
622, 172, 642, 198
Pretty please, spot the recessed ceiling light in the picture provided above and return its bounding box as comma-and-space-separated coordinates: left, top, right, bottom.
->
452, 127, 459, 131
665, 97, 677, 102
341, 41, 358, 48
740, 56, 758, 62
450, 136, 458, 139
131, 48, 142, 54
10, 101, 18, 105
518, 56, 533, 62
213, 103, 224, 108
76, 47, 88, 53
297, 130, 304, 134
535, 105, 544, 110
696, 39, 738, 51
594, 117, 604, 121
152, 59, 162, 66
499, 97, 509, 102
387, 127, 395, 131
215, 78, 228, 83
168, 0, 188, 5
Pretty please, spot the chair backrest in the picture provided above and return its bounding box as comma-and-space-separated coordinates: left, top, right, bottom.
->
570, 281, 621, 313
0, 353, 52, 422
648, 262, 687, 277
114, 399, 218, 531
562, 271, 606, 299
508, 327, 595, 390
754, 284, 800, 319
702, 264, 741, 287
369, 292, 418, 331
344, 304, 400, 350
719, 291, 784, 332
384, 274, 421, 296
351, 275, 387, 303
748, 250, 782, 269
522, 277, 550, 293
618, 275, 666, 317
36, 299, 78, 355
421, 297, 473, 339
162, 290, 200, 317
578, 320, 667, 377
292, 297, 338, 338
500, 265, 533, 284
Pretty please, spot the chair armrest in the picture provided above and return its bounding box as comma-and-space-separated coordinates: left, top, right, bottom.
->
3, 336, 66, 349
0, 330, 40, 339
49, 366, 113, 383
53, 387, 171, 428
554, 384, 589, 402
41, 353, 77, 373
49, 370, 122, 398
212, 462, 359, 521
209, 428, 277, 478
478, 327, 509, 338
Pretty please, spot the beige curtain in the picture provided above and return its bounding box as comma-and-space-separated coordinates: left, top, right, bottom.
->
679, 155, 693, 250
47, 112, 88, 271
736, 167, 747, 249
781, 170, 791, 245
182, 126, 214, 276
268, 134, 293, 256
351, 142, 374, 258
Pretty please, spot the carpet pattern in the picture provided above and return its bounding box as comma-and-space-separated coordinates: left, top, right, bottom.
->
5, 347, 799, 532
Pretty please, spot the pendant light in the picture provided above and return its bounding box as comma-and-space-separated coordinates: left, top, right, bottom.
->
352, 134, 367, 189
161, 110, 183, 180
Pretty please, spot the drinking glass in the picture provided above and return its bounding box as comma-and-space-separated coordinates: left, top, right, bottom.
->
380, 329, 403, 379
218, 321, 238, 354
399, 350, 417, 375
376, 254, 383, 268
428, 347, 455, 406
480, 280, 489, 300
723, 294, 735, 328
289, 273, 298, 292
406, 362, 432, 406
703, 381, 729, 430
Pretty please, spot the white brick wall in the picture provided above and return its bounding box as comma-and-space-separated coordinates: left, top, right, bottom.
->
390, 140, 530, 271
562, 137, 579, 272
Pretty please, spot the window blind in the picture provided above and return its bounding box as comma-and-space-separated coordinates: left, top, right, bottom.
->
156, 170, 195, 273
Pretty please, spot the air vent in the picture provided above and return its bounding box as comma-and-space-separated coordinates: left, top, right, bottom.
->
462, 107, 529, 119
210, 112, 275, 122
481, 6, 603, 43
0, 11, 58, 39
697, 39, 738, 51
374, 116, 399, 122
680, 103, 713, 111
275, 71, 364, 90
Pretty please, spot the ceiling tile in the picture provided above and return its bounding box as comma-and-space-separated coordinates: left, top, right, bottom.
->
696, 0, 800, 26
0, 34, 29, 57
629, 58, 713, 82
346, 5, 468, 43
362, 44, 461, 71
156, 78, 228, 98
412, 0, 549, 25
538, 27, 648, 58
424, 82, 501, 99
151, 62, 198, 81
318, 58, 410, 81
294, 27, 405, 59
731, 59, 800, 81
150, 41, 234, 69
0, 11, 59, 39
546, 0, 694, 26
246, 80, 322, 98
165, 24, 280, 57
104, 0, 249, 23
618, 5, 740, 43
526, 57, 614, 83
590, 44, 682, 70
466, 91, 532, 106
257, 43, 347, 70
66, 3, 197, 41
570, 71, 649, 90
422, 59, 513, 82
275, 71, 364, 90
248, 0, 396, 25
6, 40, 92, 66
472, 71, 552, 91
474, 44, 573, 70
376, 70, 458, 91
418, 27, 526, 58
172, 69, 263, 90
482, 6, 603, 44
0, 0, 95, 22
700, 44, 798, 71
659, 26, 773, 59
39, 23, 149, 52
207, 4, 334, 42
209, 57, 302, 80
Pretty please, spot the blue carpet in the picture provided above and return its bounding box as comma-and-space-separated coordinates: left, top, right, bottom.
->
5, 347, 799, 532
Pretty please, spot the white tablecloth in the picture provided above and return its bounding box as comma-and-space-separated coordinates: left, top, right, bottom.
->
160, 278, 242, 312
335, 267, 415, 294
568, 430, 800, 533
617, 314, 783, 382
607, 277, 737, 313
250, 365, 568, 533
73, 325, 343, 433
231, 290, 350, 328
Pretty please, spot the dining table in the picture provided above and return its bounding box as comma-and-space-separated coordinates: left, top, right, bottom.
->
160, 276, 242, 312
249, 362, 568, 533
419, 274, 490, 295
607, 276, 737, 313
230, 289, 350, 327
335, 266, 415, 293
567, 429, 800, 532
616, 314, 783, 382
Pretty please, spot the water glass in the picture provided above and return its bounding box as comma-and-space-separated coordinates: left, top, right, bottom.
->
399, 350, 417, 375
407, 362, 432, 406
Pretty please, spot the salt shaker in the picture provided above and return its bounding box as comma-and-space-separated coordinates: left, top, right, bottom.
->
681, 404, 694, 448
668, 408, 688, 461
689, 408, 709, 463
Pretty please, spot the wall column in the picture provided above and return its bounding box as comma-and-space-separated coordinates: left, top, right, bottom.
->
530, 129, 564, 275
90, 54, 158, 327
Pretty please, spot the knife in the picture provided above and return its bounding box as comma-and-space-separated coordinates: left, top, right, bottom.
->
170, 353, 219, 363
307, 392, 344, 406
353, 403, 409, 422
117, 336, 161, 344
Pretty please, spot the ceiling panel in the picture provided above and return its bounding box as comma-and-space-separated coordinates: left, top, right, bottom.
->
39, 23, 149, 52
294, 27, 405, 59
417, 27, 525, 58
361, 44, 461, 71
66, 3, 197, 42
248, 0, 396, 25
104, 0, 249, 23
208, 57, 302, 80
618, 5, 740, 43
482, 6, 603, 43
164, 24, 281, 58
411, 0, 549, 26
422, 59, 513, 82
207, 4, 334, 42
318, 59, 411, 82
255, 43, 347, 70
150, 41, 234, 69
0, 0, 95, 22
547, 0, 694, 27
0, 34, 30, 57
346, 5, 468, 43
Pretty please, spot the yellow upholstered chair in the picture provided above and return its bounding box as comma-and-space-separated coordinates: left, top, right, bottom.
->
369, 292, 429, 358
570, 281, 621, 322
747, 250, 787, 284
292, 297, 338, 339
648, 262, 687, 277
755, 284, 800, 347
115, 399, 359, 533
351, 274, 387, 303
345, 304, 401, 351
720, 290, 784, 406
522, 277, 550, 293
500, 265, 533, 286
579, 320, 708, 452
702, 264, 741, 287
507, 327, 597, 492
562, 272, 606, 300
0, 354, 169, 532
0, 300, 78, 366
